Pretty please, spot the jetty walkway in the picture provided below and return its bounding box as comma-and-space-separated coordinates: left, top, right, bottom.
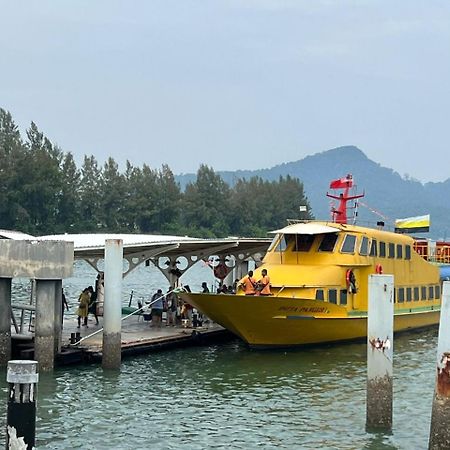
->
53, 316, 231, 365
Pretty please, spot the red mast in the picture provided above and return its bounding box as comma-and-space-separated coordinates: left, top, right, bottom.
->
326, 174, 364, 224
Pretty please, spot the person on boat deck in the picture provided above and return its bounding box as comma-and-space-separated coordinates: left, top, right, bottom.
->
151, 289, 164, 328
201, 282, 210, 293
257, 269, 271, 296
241, 270, 257, 295
77, 287, 91, 328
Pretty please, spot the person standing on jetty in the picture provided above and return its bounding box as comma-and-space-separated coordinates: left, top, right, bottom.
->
87, 285, 99, 325
151, 289, 164, 328
77, 287, 91, 328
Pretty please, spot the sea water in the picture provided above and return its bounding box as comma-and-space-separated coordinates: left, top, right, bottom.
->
0, 261, 438, 449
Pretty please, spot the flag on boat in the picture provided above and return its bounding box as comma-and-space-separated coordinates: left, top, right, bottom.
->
395, 214, 430, 233
329, 174, 354, 189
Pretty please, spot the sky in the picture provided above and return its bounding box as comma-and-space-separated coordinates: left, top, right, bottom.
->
1, 1, 450, 183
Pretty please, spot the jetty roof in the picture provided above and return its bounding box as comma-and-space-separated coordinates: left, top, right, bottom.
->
38, 233, 272, 259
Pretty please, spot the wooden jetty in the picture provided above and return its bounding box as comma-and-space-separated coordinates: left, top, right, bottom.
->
56, 316, 231, 365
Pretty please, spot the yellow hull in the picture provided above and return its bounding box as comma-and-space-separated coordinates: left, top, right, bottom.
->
180, 293, 440, 347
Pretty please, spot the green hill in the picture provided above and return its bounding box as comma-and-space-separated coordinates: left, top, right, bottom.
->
177, 145, 450, 239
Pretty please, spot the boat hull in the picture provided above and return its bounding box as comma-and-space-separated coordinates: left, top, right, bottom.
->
179, 293, 440, 347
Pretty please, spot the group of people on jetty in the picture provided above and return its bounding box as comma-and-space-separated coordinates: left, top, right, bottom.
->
76, 273, 103, 328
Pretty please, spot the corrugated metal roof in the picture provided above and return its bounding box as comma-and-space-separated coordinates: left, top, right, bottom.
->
0, 229, 36, 240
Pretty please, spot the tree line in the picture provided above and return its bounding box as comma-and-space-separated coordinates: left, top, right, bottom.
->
0, 108, 313, 237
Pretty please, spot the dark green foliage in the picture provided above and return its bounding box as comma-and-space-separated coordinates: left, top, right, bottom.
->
0, 108, 313, 238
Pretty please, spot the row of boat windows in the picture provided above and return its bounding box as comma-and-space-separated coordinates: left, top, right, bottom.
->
315, 285, 441, 305
275, 233, 412, 260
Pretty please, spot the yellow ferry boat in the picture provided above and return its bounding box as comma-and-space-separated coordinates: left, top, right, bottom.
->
180, 175, 442, 348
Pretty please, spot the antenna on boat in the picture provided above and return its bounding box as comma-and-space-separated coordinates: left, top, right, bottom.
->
326, 174, 364, 224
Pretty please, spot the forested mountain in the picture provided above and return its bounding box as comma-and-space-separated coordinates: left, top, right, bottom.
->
177, 146, 450, 239
0, 108, 312, 238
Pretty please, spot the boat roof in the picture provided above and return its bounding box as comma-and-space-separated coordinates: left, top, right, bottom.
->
270, 223, 341, 235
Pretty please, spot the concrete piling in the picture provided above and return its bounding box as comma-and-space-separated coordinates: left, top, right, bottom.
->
366, 274, 394, 431
6, 360, 39, 450
0, 277, 12, 366
102, 239, 123, 370
54, 280, 63, 354
429, 281, 450, 449
35, 280, 56, 372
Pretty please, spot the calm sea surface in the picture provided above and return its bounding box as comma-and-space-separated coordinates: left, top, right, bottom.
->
0, 261, 439, 449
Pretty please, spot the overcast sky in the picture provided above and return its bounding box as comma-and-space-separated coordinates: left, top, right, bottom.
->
1, 1, 449, 182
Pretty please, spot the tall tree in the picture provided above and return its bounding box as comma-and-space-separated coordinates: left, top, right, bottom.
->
79, 155, 103, 231
0, 109, 24, 229
182, 165, 231, 237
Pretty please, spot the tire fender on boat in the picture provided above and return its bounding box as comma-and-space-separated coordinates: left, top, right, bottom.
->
346, 269, 357, 293
375, 264, 383, 274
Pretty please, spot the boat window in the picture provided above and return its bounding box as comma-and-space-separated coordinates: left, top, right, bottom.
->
340, 290, 347, 305
405, 245, 411, 260
318, 234, 338, 252
436, 285, 441, 300
413, 287, 419, 301
273, 235, 287, 252
398, 288, 405, 303
341, 234, 356, 254
397, 244, 403, 259
388, 243, 395, 259
294, 234, 315, 252
393, 289, 396, 303
370, 239, 378, 257
268, 234, 281, 252
315, 290, 324, 301
359, 237, 369, 256
379, 242, 386, 258
328, 289, 337, 304
421, 286, 427, 300
428, 286, 434, 300
406, 287, 412, 302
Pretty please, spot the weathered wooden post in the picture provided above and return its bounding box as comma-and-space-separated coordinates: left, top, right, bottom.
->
6, 360, 39, 450
0, 277, 12, 366
366, 274, 394, 431
102, 239, 123, 370
429, 280, 450, 449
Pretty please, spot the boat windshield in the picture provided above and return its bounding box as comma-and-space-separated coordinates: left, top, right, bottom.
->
318, 233, 338, 252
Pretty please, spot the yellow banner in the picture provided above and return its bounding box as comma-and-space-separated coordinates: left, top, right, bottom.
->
395, 214, 430, 233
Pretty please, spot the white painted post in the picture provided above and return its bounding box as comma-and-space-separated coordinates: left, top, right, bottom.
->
429, 281, 450, 449
366, 274, 394, 431
102, 239, 123, 369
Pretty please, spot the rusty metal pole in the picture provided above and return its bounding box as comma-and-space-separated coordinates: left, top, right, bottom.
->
429, 281, 450, 449
102, 239, 123, 370
366, 274, 394, 431
6, 360, 39, 450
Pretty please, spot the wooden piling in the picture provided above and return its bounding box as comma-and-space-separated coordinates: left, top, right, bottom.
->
366, 274, 394, 431
0, 277, 12, 366
6, 360, 39, 450
429, 281, 450, 449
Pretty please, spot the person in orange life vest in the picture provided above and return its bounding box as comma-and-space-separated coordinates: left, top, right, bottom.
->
241, 270, 257, 295
257, 269, 271, 296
